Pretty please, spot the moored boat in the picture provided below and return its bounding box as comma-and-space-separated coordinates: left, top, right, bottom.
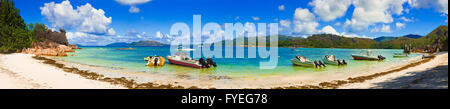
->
145, 56, 165, 66
322, 55, 347, 65
291, 56, 325, 67
166, 52, 217, 68
351, 50, 386, 60
393, 53, 408, 58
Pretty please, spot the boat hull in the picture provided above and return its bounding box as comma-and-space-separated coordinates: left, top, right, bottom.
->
351, 55, 380, 60
290, 59, 315, 67
322, 58, 339, 65
167, 58, 203, 68
146, 56, 165, 66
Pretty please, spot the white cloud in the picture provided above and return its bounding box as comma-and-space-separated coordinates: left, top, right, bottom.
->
320, 25, 339, 35
252, 17, 260, 21
293, 8, 319, 34
155, 31, 163, 38
115, 0, 151, 13
399, 16, 415, 22
129, 6, 140, 13
370, 24, 392, 33
345, 0, 408, 33
40, 0, 114, 35
408, 0, 448, 15
115, 0, 151, 5
278, 5, 285, 11
107, 28, 116, 35
334, 22, 341, 26
309, 0, 352, 22
279, 20, 291, 28
395, 22, 406, 29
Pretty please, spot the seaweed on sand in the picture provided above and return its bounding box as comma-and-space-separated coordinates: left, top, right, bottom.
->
33, 56, 201, 89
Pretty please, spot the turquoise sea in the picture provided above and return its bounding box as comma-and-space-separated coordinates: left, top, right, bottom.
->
60, 46, 420, 78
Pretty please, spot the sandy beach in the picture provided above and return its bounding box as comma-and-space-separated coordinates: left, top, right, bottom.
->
0, 52, 448, 89
0, 53, 124, 89
339, 52, 448, 89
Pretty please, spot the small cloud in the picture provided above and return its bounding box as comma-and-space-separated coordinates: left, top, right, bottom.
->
278, 5, 285, 11
115, 0, 151, 13
370, 24, 392, 33
334, 22, 341, 26
396, 22, 406, 29
129, 6, 140, 13
234, 16, 240, 21
399, 17, 416, 22
252, 16, 260, 21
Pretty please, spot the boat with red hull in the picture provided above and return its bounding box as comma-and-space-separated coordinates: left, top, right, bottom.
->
166, 57, 203, 68
351, 50, 386, 60
166, 52, 217, 68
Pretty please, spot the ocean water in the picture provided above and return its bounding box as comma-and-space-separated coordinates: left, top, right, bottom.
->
60, 46, 420, 78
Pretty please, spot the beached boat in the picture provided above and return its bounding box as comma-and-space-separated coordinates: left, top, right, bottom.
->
291, 56, 325, 67
322, 55, 347, 65
145, 56, 165, 66
351, 50, 386, 60
422, 53, 436, 59
393, 53, 408, 58
166, 52, 217, 68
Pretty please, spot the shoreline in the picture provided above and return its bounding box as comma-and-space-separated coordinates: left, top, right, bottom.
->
0, 52, 448, 89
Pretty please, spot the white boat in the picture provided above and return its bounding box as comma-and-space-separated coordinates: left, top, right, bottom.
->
351, 50, 386, 60
322, 55, 347, 65
290, 56, 325, 67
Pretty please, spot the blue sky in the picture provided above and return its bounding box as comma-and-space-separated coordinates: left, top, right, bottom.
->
13, 0, 448, 46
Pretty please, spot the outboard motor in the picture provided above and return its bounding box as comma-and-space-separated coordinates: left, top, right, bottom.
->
154, 57, 159, 66
206, 58, 217, 67
337, 59, 342, 65
342, 59, 347, 65
313, 61, 319, 68
318, 61, 325, 67
377, 55, 385, 60
199, 58, 209, 68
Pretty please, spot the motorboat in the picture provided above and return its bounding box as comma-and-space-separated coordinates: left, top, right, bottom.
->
145, 56, 165, 66
322, 55, 347, 65
351, 50, 386, 60
166, 52, 217, 68
393, 53, 408, 58
291, 56, 325, 67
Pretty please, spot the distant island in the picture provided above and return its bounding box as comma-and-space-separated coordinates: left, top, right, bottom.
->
374, 34, 423, 42
215, 25, 447, 51
106, 41, 168, 47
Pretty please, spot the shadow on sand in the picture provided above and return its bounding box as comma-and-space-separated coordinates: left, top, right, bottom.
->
371, 65, 448, 89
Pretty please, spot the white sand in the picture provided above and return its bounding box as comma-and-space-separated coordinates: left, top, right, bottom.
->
0, 53, 124, 89
339, 52, 448, 89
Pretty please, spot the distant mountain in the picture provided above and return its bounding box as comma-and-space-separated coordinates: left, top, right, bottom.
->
374, 36, 396, 42
106, 42, 130, 46
106, 41, 167, 47
129, 41, 168, 46
375, 25, 447, 50
402, 34, 423, 39
373, 34, 423, 42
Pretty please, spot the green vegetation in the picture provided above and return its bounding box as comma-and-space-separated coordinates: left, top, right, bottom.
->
276, 25, 447, 50
217, 25, 447, 50
0, 0, 48, 53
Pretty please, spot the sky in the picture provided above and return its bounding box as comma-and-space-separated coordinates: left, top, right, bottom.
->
13, 0, 449, 46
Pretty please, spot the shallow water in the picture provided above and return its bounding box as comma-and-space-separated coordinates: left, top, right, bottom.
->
60, 46, 420, 80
